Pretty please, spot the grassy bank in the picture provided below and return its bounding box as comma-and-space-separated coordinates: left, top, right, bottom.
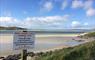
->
80, 32, 95, 38
37, 40, 95, 60
84, 32, 95, 37
36, 32, 95, 60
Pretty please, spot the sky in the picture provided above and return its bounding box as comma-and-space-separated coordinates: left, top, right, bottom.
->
0, 0, 95, 30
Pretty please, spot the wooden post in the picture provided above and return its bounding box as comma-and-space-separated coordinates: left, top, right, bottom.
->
22, 49, 27, 60
22, 31, 27, 60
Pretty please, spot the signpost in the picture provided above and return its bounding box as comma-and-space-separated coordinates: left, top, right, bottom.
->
13, 31, 35, 60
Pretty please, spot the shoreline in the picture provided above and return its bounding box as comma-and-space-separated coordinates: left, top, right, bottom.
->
35, 39, 89, 53
0, 33, 85, 57
0, 41, 89, 60
0, 39, 90, 58
34, 45, 69, 53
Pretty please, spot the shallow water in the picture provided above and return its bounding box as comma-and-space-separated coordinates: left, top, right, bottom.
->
0, 33, 83, 56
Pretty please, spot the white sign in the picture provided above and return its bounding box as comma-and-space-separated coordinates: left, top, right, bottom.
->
13, 31, 35, 50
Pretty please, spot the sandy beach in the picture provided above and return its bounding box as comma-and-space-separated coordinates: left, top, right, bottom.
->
0, 33, 85, 57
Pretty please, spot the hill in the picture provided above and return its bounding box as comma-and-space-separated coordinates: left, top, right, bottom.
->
0, 26, 27, 30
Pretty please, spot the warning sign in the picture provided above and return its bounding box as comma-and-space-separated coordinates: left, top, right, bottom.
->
13, 31, 35, 50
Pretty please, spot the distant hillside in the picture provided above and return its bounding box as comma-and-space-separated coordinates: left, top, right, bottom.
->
0, 26, 27, 30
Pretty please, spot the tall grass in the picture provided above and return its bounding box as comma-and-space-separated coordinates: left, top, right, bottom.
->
37, 40, 95, 60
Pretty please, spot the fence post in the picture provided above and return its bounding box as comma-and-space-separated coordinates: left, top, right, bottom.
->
22, 49, 27, 60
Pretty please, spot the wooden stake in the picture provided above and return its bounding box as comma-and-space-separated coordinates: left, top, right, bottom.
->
22, 49, 27, 60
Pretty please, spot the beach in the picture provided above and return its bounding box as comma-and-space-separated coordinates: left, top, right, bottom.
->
0, 33, 85, 57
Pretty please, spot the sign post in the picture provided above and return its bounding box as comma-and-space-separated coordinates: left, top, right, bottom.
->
13, 31, 35, 60
22, 49, 27, 60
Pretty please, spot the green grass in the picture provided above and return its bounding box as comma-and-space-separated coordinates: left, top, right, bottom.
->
36, 32, 95, 60
80, 32, 95, 38
84, 32, 95, 37
37, 40, 95, 60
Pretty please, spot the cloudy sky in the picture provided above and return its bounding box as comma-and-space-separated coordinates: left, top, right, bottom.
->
0, 0, 95, 29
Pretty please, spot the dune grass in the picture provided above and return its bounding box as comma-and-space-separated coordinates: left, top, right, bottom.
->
37, 40, 95, 60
